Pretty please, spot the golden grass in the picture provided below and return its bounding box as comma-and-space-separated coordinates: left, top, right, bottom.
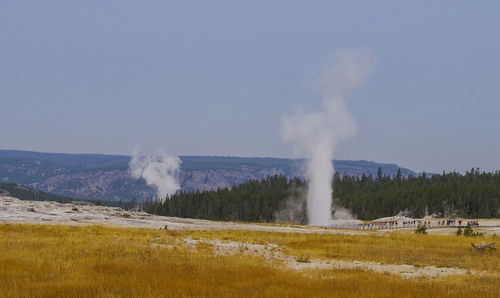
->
182, 229, 500, 271
1, 223, 499, 297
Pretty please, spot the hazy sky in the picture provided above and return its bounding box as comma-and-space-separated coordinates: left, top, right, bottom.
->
1, 1, 499, 173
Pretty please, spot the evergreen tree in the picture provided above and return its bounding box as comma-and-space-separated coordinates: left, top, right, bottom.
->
141, 170, 500, 222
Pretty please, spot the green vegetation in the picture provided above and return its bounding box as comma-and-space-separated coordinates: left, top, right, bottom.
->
144, 168, 500, 221
336, 168, 500, 219
462, 222, 482, 237
415, 224, 427, 234
143, 175, 304, 222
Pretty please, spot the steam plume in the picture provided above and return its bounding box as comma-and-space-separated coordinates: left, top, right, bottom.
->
281, 50, 376, 226
129, 149, 181, 201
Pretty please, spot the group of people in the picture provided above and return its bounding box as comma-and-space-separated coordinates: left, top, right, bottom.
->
402, 220, 423, 227
357, 218, 479, 230
469, 220, 480, 226
437, 219, 479, 227
443, 219, 458, 226
358, 221, 401, 230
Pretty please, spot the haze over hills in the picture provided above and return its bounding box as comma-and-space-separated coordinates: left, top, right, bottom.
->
0, 149, 415, 201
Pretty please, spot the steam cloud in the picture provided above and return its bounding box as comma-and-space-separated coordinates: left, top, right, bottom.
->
281, 50, 376, 226
129, 149, 181, 201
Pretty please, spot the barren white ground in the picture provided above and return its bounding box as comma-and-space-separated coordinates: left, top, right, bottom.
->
1, 195, 499, 279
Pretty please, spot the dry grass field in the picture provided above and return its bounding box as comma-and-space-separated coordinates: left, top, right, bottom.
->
183, 229, 500, 271
1, 223, 499, 297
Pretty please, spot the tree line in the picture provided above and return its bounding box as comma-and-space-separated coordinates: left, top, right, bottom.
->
335, 168, 499, 220
142, 175, 304, 222
142, 168, 500, 222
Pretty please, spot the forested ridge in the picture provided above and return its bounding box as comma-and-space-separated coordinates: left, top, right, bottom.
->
143, 168, 500, 222
0, 183, 122, 207
0, 149, 415, 200
0, 183, 78, 203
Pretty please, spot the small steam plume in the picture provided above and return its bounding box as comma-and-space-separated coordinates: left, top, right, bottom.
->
129, 149, 181, 201
281, 50, 376, 226
274, 186, 307, 224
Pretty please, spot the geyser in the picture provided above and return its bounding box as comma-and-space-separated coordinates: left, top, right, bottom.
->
129, 149, 181, 201
281, 50, 376, 226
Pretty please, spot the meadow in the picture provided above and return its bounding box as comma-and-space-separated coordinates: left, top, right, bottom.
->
182, 228, 500, 271
0, 223, 499, 297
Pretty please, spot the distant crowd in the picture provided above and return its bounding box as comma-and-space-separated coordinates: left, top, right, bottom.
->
357, 219, 480, 230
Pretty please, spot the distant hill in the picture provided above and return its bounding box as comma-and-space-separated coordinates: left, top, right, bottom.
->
0, 149, 416, 201
0, 182, 120, 207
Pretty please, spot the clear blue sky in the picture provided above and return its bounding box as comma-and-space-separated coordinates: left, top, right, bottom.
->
1, 1, 499, 173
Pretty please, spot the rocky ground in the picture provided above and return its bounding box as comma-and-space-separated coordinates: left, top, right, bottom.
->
0, 195, 353, 234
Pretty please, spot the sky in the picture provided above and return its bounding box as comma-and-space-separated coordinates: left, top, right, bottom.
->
1, 1, 499, 173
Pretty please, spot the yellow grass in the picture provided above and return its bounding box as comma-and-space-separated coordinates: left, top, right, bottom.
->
183, 229, 500, 271
0, 223, 499, 297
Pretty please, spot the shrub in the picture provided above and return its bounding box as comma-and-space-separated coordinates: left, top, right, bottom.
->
462, 222, 483, 237
296, 255, 310, 263
415, 224, 427, 234
463, 222, 473, 237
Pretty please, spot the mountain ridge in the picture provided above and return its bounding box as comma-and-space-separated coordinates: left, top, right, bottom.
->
0, 149, 416, 201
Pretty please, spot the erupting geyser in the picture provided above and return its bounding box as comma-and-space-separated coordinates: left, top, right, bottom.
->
281, 50, 376, 226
